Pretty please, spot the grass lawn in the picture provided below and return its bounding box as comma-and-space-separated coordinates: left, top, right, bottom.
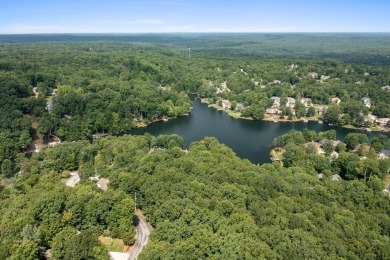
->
226, 110, 243, 119
99, 236, 125, 252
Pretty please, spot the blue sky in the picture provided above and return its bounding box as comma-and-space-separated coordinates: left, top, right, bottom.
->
1, 0, 389, 33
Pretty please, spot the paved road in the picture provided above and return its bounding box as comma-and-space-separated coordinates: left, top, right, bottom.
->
129, 216, 150, 260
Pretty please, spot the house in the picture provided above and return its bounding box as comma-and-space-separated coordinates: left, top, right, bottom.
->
266, 108, 282, 115
1, 179, 12, 186
379, 150, 390, 159
330, 140, 341, 148
362, 97, 371, 108
270, 96, 281, 107
384, 183, 390, 193
240, 68, 248, 75
308, 72, 318, 78
251, 78, 260, 85
46, 101, 53, 112
109, 252, 130, 260
381, 85, 390, 91
32, 87, 39, 98
377, 118, 389, 126
366, 114, 377, 124
235, 103, 245, 112
286, 97, 296, 108
364, 72, 370, 77
65, 172, 80, 187
317, 106, 326, 115
221, 100, 231, 110
319, 139, 328, 146
332, 174, 342, 181
51, 88, 57, 96
272, 80, 282, 84
320, 75, 331, 82
330, 151, 339, 159
97, 178, 109, 191
301, 98, 312, 107
330, 97, 341, 105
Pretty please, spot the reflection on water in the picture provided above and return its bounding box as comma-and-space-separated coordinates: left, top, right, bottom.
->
130, 99, 388, 164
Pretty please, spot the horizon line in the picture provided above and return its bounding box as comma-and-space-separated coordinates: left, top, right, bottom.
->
1, 31, 390, 35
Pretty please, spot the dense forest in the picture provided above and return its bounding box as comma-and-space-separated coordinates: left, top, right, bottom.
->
0, 34, 390, 259
1, 133, 390, 259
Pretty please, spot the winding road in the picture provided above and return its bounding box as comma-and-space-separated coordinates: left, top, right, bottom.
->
128, 216, 150, 260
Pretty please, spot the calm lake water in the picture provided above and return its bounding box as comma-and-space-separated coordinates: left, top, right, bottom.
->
131, 98, 388, 164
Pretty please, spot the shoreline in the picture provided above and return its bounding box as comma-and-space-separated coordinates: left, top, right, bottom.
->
135, 112, 192, 128
202, 99, 389, 134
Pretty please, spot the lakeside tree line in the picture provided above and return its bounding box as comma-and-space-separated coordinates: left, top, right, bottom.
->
1, 40, 390, 171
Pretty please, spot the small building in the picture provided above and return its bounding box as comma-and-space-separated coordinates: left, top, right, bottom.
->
332, 174, 342, 181
377, 118, 389, 126
97, 178, 109, 191
235, 103, 245, 112
366, 114, 377, 124
65, 172, 80, 187
333, 140, 341, 146
51, 88, 57, 96
320, 75, 331, 81
330, 97, 341, 105
46, 101, 53, 112
266, 108, 282, 115
319, 139, 328, 146
286, 97, 296, 108
109, 252, 130, 260
1, 179, 12, 186
272, 80, 282, 84
300, 98, 312, 107
362, 97, 371, 108
270, 96, 281, 107
330, 151, 339, 159
221, 100, 231, 110
381, 85, 390, 91
384, 183, 390, 193
379, 150, 390, 159
308, 72, 318, 78
364, 72, 370, 77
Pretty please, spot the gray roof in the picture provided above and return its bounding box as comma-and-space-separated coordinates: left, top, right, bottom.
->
332, 174, 342, 181
97, 178, 109, 191
380, 150, 390, 157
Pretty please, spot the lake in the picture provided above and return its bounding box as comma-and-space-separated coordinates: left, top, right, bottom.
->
131, 98, 388, 164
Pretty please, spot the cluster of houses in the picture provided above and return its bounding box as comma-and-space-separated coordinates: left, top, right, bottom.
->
265, 96, 316, 116
304, 140, 341, 159
221, 99, 245, 112
65, 171, 109, 191
306, 141, 390, 182
266, 96, 298, 115
211, 75, 389, 127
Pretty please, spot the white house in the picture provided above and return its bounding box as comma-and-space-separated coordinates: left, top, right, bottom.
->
362, 97, 371, 108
